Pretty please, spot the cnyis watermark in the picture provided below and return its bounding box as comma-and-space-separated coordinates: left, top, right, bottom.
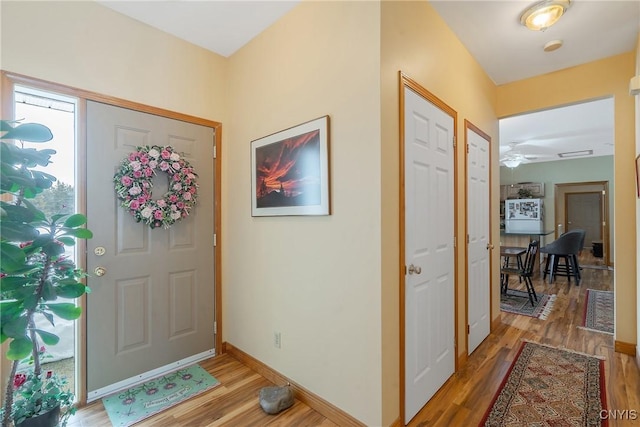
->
600, 409, 638, 420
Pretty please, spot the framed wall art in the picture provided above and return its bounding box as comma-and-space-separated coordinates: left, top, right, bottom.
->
251, 116, 330, 216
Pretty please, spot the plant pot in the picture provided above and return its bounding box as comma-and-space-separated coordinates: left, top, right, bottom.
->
15, 405, 60, 427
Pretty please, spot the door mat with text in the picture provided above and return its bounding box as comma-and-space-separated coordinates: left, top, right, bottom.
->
102, 364, 220, 426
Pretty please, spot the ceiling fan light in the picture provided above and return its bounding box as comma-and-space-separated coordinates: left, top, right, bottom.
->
520, 0, 570, 31
503, 159, 522, 168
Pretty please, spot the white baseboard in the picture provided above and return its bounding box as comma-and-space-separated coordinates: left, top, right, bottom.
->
87, 348, 215, 402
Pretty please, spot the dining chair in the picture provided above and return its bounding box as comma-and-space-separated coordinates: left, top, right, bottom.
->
501, 240, 539, 306
540, 229, 585, 284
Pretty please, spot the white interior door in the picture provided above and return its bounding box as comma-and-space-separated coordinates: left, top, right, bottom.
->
466, 125, 490, 354
86, 101, 215, 399
404, 86, 455, 423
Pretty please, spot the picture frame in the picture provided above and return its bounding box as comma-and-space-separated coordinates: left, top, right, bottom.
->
636, 154, 640, 198
251, 116, 330, 216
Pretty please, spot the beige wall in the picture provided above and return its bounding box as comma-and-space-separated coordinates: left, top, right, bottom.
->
380, 2, 498, 423
0, 1, 228, 122
497, 53, 637, 346
225, 2, 383, 424
634, 33, 640, 365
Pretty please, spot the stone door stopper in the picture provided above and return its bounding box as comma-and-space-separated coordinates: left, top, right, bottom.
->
259, 385, 295, 414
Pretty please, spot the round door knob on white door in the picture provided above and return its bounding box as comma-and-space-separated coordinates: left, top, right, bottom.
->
408, 264, 422, 275
94, 267, 107, 277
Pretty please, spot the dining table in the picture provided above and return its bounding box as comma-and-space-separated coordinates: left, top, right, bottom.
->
500, 245, 527, 294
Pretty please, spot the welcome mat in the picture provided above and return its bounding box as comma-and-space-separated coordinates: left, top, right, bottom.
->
500, 290, 555, 319
480, 341, 607, 427
102, 364, 220, 426
579, 289, 614, 334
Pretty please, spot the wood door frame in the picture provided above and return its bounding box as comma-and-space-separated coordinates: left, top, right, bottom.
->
0, 70, 223, 406
554, 181, 610, 266
398, 71, 458, 425
463, 120, 493, 356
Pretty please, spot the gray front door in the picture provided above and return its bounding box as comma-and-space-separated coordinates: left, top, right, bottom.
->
86, 101, 215, 397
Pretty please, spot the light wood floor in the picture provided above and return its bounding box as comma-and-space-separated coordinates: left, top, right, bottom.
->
70, 252, 638, 426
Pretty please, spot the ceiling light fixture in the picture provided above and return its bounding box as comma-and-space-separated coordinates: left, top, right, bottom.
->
557, 150, 593, 158
520, 0, 571, 31
503, 159, 522, 168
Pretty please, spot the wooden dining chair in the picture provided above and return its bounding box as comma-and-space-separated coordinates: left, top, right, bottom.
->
501, 240, 539, 306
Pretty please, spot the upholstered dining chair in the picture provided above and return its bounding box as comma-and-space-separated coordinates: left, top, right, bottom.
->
540, 229, 586, 285
501, 240, 539, 306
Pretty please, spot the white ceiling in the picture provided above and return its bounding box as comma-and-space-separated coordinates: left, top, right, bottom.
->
97, 0, 638, 165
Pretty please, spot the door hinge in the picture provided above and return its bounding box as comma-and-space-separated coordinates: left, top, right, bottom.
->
213, 233, 217, 247
214, 321, 217, 334
453, 136, 456, 148
213, 145, 217, 159
467, 234, 470, 244
466, 143, 469, 154
453, 236, 457, 248
467, 325, 470, 335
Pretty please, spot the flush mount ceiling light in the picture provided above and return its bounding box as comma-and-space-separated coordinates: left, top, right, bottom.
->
557, 149, 593, 158
520, 0, 571, 31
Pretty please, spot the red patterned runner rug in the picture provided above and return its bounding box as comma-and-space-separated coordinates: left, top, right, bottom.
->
579, 289, 614, 334
480, 341, 607, 426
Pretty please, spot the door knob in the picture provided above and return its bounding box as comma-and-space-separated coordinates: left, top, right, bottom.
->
486, 243, 494, 250
94, 267, 107, 277
408, 264, 422, 275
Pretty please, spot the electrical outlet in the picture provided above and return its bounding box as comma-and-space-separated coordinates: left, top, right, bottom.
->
274, 332, 281, 349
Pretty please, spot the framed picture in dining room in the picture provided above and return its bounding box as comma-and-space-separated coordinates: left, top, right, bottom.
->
251, 116, 330, 216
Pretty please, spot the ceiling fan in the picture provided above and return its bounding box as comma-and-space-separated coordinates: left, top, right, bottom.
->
499, 142, 552, 168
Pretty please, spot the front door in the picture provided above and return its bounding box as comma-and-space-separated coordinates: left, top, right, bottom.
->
86, 101, 215, 398
466, 123, 490, 354
403, 84, 455, 423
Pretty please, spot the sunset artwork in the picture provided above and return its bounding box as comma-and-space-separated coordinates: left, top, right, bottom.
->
255, 129, 321, 208
251, 116, 329, 216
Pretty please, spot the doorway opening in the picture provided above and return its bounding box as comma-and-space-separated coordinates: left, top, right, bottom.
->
14, 85, 79, 397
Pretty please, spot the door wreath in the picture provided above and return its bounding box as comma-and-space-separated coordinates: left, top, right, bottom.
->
114, 145, 198, 229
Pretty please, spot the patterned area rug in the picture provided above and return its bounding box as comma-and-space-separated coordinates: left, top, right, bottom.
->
500, 290, 556, 319
579, 289, 614, 334
480, 341, 608, 427
102, 364, 220, 426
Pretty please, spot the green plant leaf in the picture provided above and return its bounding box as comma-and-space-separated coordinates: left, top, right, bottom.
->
56, 236, 76, 246
1, 123, 53, 142
0, 202, 37, 223
45, 303, 82, 320
34, 329, 59, 346
2, 315, 28, 339
41, 281, 56, 301
42, 240, 65, 257
62, 228, 93, 239
0, 276, 32, 292
0, 242, 26, 272
55, 283, 87, 298
6, 336, 32, 360
63, 213, 87, 228
0, 221, 40, 242
41, 311, 55, 327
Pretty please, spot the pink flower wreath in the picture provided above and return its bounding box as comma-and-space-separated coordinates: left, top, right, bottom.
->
113, 145, 198, 229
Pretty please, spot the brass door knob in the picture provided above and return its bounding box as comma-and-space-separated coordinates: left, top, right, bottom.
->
408, 264, 422, 275
94, 267, 107, 277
